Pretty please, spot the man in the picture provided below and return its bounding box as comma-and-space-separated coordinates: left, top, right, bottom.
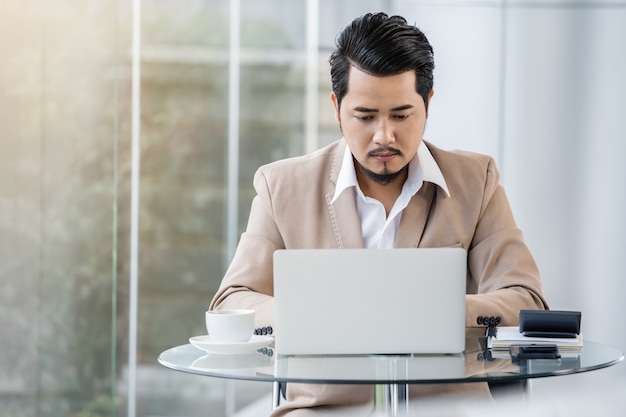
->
210, 12, 548, 415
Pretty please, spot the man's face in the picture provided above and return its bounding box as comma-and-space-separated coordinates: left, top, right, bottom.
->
331, 67, 433, 184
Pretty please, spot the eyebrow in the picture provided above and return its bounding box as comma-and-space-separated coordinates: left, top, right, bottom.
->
353, 104, 414, 113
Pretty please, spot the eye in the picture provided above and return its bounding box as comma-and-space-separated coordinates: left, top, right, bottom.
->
355, 115, 373, 121
393, 113, 410, 120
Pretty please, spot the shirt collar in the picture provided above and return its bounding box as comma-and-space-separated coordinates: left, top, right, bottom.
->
416, 141, 450, 197
331, 141, 450, 204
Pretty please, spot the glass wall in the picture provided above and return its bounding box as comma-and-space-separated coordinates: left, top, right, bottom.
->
0, 1, 125, 416
132, 1, 310, 415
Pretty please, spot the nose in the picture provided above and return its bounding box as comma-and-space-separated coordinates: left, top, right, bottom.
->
372, 118, 395, 146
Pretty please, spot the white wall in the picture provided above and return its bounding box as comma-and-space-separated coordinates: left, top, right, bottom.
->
502, 3, 626, 353
396, 0, 626, 386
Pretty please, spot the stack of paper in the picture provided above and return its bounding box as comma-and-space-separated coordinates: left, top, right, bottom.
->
488, 326, 583, 350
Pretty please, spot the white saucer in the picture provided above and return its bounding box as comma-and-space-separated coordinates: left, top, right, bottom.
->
189, 335, 274, 355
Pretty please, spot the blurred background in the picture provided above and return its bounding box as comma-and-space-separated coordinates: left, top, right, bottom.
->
0, 0, 624, 416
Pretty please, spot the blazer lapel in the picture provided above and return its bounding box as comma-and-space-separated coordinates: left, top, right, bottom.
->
394, 182, 436, 248
324, 140, 364, 248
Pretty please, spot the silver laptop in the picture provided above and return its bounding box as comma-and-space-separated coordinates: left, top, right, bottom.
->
273, 248, 467, 355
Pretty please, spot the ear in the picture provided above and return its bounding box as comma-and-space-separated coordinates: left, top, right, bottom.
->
330, 92, 340, 123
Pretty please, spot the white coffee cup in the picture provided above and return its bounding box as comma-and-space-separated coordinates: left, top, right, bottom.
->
206, 309, 255, 343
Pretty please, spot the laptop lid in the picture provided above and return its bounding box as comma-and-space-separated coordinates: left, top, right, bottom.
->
273, 248, 467, 355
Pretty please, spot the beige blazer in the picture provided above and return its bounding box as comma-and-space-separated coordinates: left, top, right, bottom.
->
210, 139, 547, 328
210, 139, 548, 415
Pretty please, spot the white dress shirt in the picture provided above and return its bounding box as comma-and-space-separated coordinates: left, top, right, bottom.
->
331, 141, 450, 249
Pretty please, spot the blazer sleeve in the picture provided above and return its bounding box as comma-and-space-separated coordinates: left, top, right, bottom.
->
209, 168, 282, 331
464, 157, 548, 327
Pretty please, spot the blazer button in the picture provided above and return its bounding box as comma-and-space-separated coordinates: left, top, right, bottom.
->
254, 328, 261, 335
266, 326, 273, 335
477, 316, 485, 325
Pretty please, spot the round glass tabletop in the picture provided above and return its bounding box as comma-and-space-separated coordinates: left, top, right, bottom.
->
158, 333, 623, 385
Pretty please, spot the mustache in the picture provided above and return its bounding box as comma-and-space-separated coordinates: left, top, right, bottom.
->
368, 147, 402, 157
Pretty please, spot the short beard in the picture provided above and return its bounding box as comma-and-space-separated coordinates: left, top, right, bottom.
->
358, 163, 408, 185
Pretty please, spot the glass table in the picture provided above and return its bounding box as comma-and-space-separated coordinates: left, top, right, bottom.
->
158, 329, 623, 416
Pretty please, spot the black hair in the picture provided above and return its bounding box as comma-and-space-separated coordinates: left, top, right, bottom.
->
329, 12, 435, 110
